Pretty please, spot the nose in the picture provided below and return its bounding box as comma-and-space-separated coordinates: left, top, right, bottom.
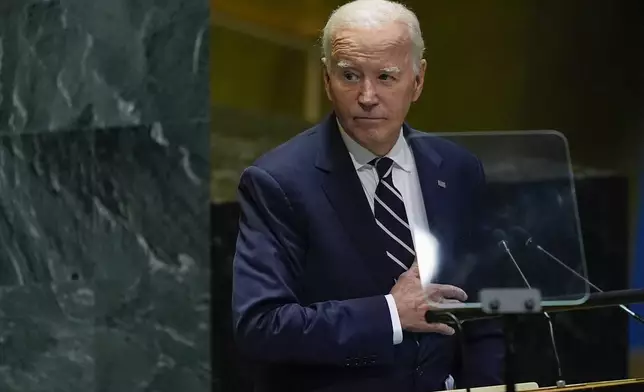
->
358, 80, 378, 109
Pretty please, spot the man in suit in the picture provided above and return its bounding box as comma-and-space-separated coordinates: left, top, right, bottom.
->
231, 0, 504, 391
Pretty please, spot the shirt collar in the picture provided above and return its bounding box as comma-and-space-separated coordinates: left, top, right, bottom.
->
337, 119, 412, 173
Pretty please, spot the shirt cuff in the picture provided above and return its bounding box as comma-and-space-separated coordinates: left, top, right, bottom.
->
385, 294, 403, 345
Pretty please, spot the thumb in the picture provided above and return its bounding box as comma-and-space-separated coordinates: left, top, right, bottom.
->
409, 260, 419, 277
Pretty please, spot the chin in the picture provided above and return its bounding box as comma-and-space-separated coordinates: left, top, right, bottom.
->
357, 122, 395, 138
355, 128, 395, 151
352, 125, 382, 139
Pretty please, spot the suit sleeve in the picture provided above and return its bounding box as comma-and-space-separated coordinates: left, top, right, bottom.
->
231, 165, 395, 366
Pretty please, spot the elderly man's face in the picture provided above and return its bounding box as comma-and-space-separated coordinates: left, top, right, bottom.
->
324, 22, 426, 155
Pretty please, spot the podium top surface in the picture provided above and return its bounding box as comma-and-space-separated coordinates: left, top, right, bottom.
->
438, 382, 539, 391
535, 379, 644, 391
439, 379, 644, 392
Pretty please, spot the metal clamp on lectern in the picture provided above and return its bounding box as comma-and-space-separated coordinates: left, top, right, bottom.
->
480, 288, 542, 314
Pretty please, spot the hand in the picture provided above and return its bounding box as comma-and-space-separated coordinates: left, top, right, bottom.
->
390, 261, 468, 335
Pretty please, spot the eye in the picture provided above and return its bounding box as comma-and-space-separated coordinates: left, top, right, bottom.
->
379, 73, 394, 81
342, 71, 359, 82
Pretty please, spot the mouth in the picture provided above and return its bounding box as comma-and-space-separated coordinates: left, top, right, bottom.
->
354, 117, 386, 121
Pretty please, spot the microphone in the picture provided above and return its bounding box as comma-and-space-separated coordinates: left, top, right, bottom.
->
493, 229, 566, 387
509, 226, 644, 325
492, 229, 531, 288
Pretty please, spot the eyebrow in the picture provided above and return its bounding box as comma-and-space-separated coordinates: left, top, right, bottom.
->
335, 61, 401, 74
336, 60, 353, 69
381, 66, 401, 73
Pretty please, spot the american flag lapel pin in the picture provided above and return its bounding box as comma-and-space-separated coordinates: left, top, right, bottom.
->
437, 180, 447, 188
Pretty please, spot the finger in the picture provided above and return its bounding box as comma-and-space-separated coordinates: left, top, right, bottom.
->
425, 323, 455, 336
438, 285, 468, 302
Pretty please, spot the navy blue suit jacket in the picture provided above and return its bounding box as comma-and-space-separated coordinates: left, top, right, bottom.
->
232, 114, 503, 392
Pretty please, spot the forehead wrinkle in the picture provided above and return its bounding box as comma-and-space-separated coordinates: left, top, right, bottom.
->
331, 24, 410, 53
330, 28, 413, 72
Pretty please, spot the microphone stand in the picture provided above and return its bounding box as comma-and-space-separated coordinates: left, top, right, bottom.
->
480, 287, 543, 392
504, 314, 519, 392
498, 237, 565, 390
509, 226, 644, 325
531, 242, 644, 324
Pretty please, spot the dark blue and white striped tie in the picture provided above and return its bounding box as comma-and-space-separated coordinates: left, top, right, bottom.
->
370, 157, 415, 272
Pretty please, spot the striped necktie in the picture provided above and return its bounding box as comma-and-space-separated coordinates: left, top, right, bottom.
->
370, 157, 415, 272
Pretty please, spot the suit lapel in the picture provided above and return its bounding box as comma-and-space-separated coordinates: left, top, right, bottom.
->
404, 126, 445, 236
315, 115, 396, 289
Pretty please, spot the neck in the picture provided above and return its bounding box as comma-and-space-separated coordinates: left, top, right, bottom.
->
366, 131, 401, 156
368, 141, 396, 157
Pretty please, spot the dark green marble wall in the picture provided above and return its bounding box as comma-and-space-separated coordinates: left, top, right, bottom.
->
0, 0, 211, 391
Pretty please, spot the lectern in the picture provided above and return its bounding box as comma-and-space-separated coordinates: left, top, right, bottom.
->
413, 131, 644, 392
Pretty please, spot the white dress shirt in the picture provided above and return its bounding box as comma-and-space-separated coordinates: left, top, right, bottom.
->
338, 122, 433, 346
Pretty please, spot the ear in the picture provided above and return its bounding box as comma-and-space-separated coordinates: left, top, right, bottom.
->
322, 57, 332, 101
322, 58, 329, 81
411, 59, 427, 102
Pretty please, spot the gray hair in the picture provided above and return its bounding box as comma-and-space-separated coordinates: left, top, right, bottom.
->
321, 0, 425, 74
